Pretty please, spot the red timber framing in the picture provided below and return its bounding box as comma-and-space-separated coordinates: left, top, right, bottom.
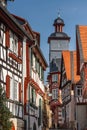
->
9, 53, 22, 64
76, 25, 87, 99
82, 63, 87, 98
5, 27, 10, 48
32, 46, 47, 70
0, 5, 48, 130
6, 75, 10, 98
24, 31, 47, 114
26, 42, 30, 78
6, 74, 22, 102
0, 4, 33, 40
0, 3, 34, 123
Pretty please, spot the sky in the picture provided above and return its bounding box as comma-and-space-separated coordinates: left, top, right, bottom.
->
7, 0, 87, 83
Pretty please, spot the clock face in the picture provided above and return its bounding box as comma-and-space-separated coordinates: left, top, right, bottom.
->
50, 40, 69, 51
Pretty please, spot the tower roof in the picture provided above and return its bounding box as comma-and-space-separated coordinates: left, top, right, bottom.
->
48, 15, 70, 43
53, 16, 65, 26
50, 32, 68, 38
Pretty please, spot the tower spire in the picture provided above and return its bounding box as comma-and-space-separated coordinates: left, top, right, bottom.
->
58, 9, 61, 18
53, 11, 64, 32
58, 12, 60, 18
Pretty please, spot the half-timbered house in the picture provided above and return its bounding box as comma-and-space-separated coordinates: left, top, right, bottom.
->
13, 15, 48, 130
0, 3, 34, 130
0, 2, 48, 130
28, 31, 48, 130
60, 49, 87, 130
60, 51, 80, 129
76, 25, 87, 130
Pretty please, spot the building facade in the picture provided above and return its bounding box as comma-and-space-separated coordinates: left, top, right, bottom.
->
76, 25, 87, 130
0, 4, 27, 130
0, 2, 48, 130
47, 15, 70, 128
24, 30, 48, 130
60, 48, 87, 130
60, 51, 80, 129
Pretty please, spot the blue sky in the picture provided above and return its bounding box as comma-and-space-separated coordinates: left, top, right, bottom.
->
7, 0, 87, 82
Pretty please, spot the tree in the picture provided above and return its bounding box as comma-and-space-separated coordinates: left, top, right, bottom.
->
0, 85, 12, 130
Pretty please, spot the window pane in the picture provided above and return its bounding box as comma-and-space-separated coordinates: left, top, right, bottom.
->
14, 80, 18, 101
52, 74, 58, 82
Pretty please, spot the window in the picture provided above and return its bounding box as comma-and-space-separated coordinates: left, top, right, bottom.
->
40, 66, 42, 79
41, 67, 44, 81
76, 86, 82, 97
10, 77, 18, 101
19, 106, 23, 118
32, 53, 35, 69
0, 23, 5, 44
15, 104, 18, 116
13, 38, 18, 54
0, 66, 3, 81
52, 74, 58, 82
52, 88, 58, 99
10, 31, 18, 55
30, 86, 36, 105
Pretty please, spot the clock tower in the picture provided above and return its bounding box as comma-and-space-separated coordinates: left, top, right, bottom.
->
48, 15, 70, 72
47, 14, 70, 128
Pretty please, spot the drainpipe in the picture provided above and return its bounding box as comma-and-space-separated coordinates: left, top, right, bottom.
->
29, 39, 37, 77
28, 39, 37, 130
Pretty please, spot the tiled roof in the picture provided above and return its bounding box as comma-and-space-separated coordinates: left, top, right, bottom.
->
78, 25, 87, 62
62, 51, 71, 80
73, 51, 80, 83
62, 51, 80, 83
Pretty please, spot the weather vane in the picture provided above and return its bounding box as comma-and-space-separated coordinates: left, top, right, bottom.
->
58, 9, 61, 17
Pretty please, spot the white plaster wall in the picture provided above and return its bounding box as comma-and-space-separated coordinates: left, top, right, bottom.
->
31, 69, 45, 92
22, 37, 27, 104
76, 105, 87, 130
